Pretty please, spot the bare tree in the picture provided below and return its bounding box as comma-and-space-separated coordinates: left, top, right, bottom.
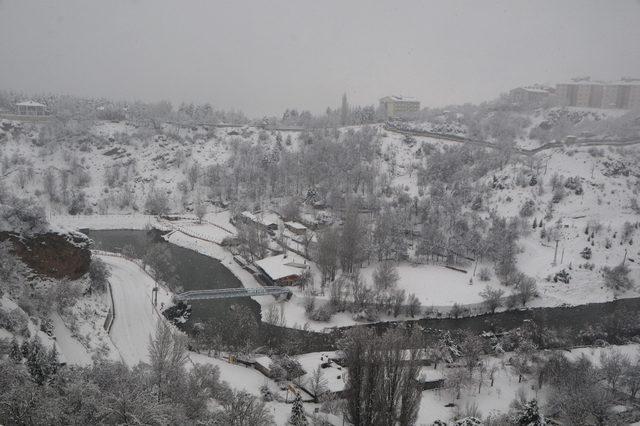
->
622, 350, 640, 398
194, 196, 207, 223
600, 349, 630, 392
479, 286, 505, 313
460, 331, 484, 374
307, 366, 328, 401
373, 261, 399, 292
405, 293, 421, 318
339, 328, 422, 426
390, 288, 406, 317
186, 161, 200, 190
218, 390, 274, 425
316, 227, 339, 287
511, 273, 537, 306
145, 188, 170, 215
445, 368, 469, 401
148, 321, 188, 402
339, 202, 365, 273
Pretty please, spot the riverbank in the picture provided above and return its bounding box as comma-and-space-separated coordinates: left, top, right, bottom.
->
59, 214, 640, 332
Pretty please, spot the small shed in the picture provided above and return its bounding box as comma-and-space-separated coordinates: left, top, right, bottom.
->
253, 355, 274, 378
284, 221, 307, 235
417, 367, 445, 390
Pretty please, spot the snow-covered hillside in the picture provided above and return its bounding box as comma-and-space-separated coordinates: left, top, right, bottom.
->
3, 114, 640, 320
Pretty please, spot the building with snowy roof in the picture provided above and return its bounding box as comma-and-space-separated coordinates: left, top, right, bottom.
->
509, 86, 553, 105
254, 253, 309, 286
15, 101, 47, 116
284, 221, 307, 236
236, 210, 279, 232
379, 95, 420, 119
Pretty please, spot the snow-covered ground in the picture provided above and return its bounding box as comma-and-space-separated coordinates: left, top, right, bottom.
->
360, 262, 502, 309
51, 213, 158, 231
416, 342, 640, 424
6, 118, 640, 326
0, 295, 73, 364
417, 354, 527, 424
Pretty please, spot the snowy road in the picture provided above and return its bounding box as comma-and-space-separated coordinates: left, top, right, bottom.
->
100, 255, 161, 366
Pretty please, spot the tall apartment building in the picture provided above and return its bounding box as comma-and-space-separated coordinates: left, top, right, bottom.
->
556, 78, 640, 110
379, 96, 420, 119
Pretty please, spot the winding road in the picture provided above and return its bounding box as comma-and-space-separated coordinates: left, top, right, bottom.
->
100, 255, 160, 366
384, 124, 640, 155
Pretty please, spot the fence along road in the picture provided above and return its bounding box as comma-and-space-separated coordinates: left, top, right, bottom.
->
383, 124, 640, 156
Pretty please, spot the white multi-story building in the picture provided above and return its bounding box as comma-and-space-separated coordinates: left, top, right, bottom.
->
556, 77, 640, 110
379, 95, 420, 119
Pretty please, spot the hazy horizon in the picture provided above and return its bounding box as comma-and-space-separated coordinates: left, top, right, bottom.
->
1, 0, 640, 117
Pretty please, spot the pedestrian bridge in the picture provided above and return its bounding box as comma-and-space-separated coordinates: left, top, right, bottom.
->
175, 286, 292, 301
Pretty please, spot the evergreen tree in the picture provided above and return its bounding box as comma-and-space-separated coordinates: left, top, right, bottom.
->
9, 337, 22, 363
46, 345, 60, 378
289, 392, 308, 425
532, 218, 537, 229
341, 93, 349, 126
21, 339, 31, 358
26, 338, 50, 385
512, 399, 546, 425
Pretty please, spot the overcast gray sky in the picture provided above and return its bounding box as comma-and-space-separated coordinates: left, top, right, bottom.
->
1, 0, 639, 117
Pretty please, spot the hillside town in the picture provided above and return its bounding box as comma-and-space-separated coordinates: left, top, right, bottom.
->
2, 1, 640, 425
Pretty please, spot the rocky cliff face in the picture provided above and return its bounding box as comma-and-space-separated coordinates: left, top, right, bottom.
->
0, 231, 92, 280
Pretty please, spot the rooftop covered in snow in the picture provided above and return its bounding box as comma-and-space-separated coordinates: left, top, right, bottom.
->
380, 95, 419, 103
254, 253, 309, 283
16, 100, 46, 107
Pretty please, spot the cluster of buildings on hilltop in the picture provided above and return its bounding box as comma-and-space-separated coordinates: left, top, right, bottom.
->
509, 77, 640, 110
380, 76, 640, 121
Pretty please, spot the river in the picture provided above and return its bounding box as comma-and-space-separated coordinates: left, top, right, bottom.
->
83, 229, 261, 326
85, 229, 640, 352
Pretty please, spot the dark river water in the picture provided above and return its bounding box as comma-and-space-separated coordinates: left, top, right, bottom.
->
82, 229, 261, 326
84, 229, 640, 352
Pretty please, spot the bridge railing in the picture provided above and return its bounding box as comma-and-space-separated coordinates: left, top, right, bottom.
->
176, 286, 292, 301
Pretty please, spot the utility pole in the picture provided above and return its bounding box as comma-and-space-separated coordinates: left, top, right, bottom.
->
623, 249, 628, 266
553, 240, 559, 266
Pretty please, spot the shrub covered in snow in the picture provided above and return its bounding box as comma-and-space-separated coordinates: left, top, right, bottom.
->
553, 269, 571, 284
310, 304, 333, 322
519, 199, 535, 217
0, 307, 31, 337
144, 189, 170, 215
0, 194, 48, 234
478, 267, 492, 282
271, 356, 305, 382
89, 257, 111, 292
603, 264, 634, 292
